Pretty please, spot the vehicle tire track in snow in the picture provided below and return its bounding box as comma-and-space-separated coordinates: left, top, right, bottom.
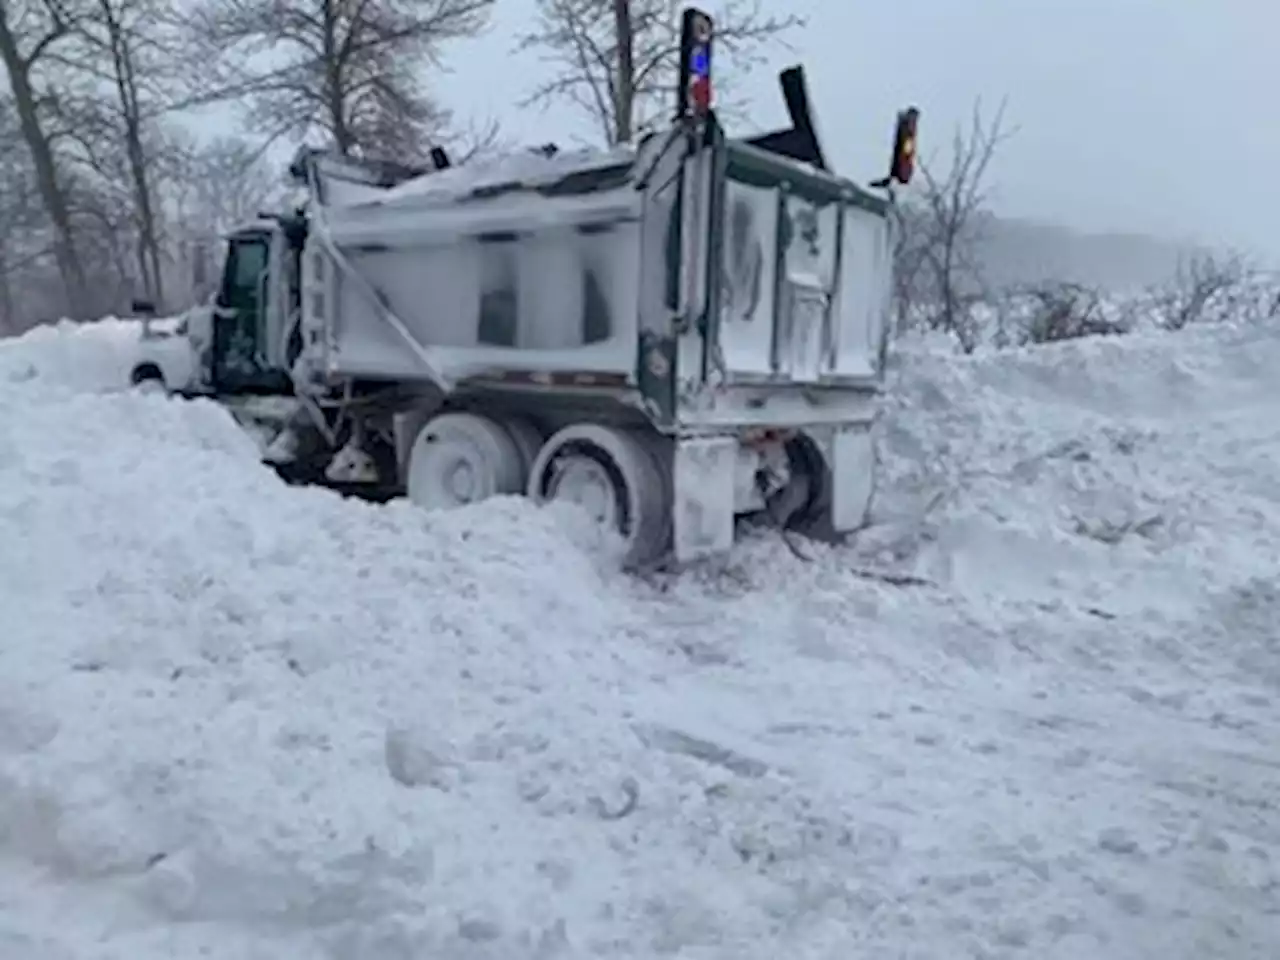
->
629, 320, 1280, 957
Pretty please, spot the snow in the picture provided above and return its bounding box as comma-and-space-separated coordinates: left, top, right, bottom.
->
0, 318, 153, 394
2, 315, 1278, 958
373, 144, 637, 207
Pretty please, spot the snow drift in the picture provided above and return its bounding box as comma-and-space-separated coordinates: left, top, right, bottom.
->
1, 317, 1277, 958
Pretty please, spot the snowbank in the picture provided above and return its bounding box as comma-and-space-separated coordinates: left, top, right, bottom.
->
880, 320, 1280, 612
1, 318, 1277, 958
0, 317, 148, 394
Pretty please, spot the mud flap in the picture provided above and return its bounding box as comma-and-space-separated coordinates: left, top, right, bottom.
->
829, 425, 876, 532
672, 436, 737, 563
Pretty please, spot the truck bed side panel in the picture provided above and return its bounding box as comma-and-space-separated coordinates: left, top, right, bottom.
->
302, 190, 644, 384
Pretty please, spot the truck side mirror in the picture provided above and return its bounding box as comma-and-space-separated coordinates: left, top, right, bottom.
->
131, 298, 157, 318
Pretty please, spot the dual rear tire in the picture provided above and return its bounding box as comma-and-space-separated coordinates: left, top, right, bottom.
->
526, 423, 670, 566
405, 413, 671, 567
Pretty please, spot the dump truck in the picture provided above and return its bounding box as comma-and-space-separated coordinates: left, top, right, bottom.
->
129, 8, 919, 567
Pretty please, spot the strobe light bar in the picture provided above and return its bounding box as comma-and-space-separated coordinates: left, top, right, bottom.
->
676, 8, 714, 118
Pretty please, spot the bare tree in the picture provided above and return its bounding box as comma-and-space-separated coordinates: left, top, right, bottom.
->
29, 0, 182, 310
888, 202, 929, 335
518, 0, 803, 145
909, 98, 1015, 351
165, 135, 281, 237
1152, 251, 1251, 330
69, 0, 177, 307
157, 133, 287, 303
184, 0, 494, 158
1017, 281, 1125, 345
0, 95, 56, 332
68, 172, 139, 309
447, 114, 506, 163
0, 0, 91, 316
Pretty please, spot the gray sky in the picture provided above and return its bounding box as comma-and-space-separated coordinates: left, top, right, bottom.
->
442, 0, 1279, 260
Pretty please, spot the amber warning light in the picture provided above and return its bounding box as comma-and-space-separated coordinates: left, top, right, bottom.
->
677, 8, 714, 117
871, 107, 920, 189
890, 107, 919, 184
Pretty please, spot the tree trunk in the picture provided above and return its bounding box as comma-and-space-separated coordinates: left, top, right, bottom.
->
0, 243, 13, 335
611, 0, 634, 144
102, 2, 164, 308
321, 0, 351, 154
0, 13, 88, 318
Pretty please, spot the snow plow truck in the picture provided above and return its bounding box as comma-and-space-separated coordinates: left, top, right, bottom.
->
128, 8, 920, 568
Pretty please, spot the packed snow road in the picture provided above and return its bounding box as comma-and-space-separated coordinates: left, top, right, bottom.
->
0, 319, 1276, 959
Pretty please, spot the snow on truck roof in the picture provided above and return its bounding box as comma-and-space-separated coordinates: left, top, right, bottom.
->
306, 129, 885, 217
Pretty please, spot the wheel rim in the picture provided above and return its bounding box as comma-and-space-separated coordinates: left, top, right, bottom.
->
135, 377, 164, 395
545, 454, 622, 530
406, 414, 524, 511
409, 438, 496, 509
526, 424, 671, 568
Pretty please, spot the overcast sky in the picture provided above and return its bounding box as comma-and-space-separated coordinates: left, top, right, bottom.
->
440, 0, 1278, 261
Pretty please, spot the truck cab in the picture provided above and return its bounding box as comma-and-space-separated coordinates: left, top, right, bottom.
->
130, 218, 299, 396
131, 139, 435, 399
206, 221, 299, 394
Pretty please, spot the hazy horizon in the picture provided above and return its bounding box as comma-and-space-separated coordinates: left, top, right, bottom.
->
428, 0, 1277, 264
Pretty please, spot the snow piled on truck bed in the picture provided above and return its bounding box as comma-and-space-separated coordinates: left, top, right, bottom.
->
375, 143, 636, 207
1, 318, 1278, 959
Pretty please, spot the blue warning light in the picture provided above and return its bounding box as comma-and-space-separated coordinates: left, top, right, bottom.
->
690, 46, 709, 76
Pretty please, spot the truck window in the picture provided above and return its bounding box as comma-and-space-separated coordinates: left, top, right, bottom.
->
227, 238, 268, 289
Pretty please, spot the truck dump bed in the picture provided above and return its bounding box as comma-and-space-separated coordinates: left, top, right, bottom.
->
295, 107, 894, 432
297, 145, 648, 388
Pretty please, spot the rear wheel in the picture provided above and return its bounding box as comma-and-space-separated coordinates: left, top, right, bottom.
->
130, 364, 166, 394
527, 424, 671, 568
770, 429, 876, 543
770, 432, 838, 540
405, 412, 529, 511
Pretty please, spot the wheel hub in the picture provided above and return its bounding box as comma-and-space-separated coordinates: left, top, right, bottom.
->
446, 459, 476, 501
548, 455, 617, 526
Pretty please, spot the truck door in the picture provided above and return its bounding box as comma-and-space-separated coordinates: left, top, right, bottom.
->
212, 231, 285, 393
